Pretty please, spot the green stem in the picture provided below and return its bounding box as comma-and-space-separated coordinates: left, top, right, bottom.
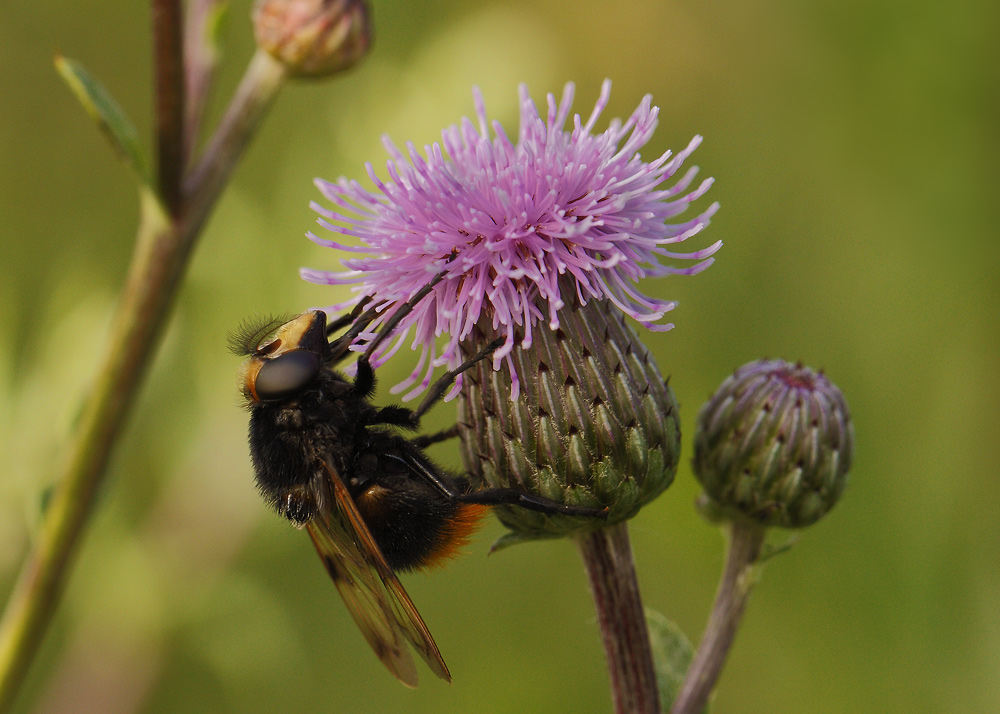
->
183, 51, 286, 218
152, 0, 186, 213
183, 0, 227, 162
0, 50, 287, 714
670, 519, 767, 714
0, 191, 173, 713
578, 523, 660, 714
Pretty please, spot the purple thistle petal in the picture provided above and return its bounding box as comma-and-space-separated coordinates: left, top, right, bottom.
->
304, 81, 719, 399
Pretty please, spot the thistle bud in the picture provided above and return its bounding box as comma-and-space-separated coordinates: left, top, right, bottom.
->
253, 0, 371, 78
693, 359, 854, 529
456, 297, 681, 542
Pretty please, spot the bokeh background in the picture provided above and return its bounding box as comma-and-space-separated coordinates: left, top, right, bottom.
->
2, 0, 997, 712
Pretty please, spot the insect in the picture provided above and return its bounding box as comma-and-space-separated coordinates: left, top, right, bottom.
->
231, 272, 606, 686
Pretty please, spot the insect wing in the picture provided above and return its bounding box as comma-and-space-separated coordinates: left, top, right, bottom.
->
306, 461, 451, 686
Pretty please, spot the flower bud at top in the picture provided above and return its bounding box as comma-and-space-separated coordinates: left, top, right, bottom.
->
456, 296, 681, 542
693, 359, 854, 529
253, 0, 371, 78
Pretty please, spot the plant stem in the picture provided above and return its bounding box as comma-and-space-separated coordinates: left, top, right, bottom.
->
152, 0, 185, 213
578, 523, 660, 714
0, 191, 173, 714
183, 0, 227, 162
670, 519, 767, 714
183, 50, 286, 223
0, 48, 287, 714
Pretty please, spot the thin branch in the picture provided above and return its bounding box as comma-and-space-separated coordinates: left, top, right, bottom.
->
184, 0, 226, 161
670, 519, 767, 714
578, 523, 660, 714
182, 50, 287, 227
0, 190, 173, 714
152, 0, 186, 213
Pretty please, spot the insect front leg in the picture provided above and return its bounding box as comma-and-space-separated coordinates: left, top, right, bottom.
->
409, 338, 504, 423
325, 296, 372, 338
411, 426, 459, 449
327, 265, 450, 363
356, 336, 503, 432
350, 356, 423, 429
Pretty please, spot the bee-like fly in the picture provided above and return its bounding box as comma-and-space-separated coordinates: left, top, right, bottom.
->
232, 276, 606, 686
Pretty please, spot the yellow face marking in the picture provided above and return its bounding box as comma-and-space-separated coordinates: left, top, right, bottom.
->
238, 312, 324, 402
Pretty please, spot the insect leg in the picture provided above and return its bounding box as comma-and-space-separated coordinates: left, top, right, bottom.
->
326, 296, 372, 337
409, 337, 504, 422
411, 426, 459, 449
327, 299, 386, 363
352, 353, 377, 398
353, 328, 500, 430
382, 453, 608, 520
346, 360, 424, 429
455, 488, 609, 518
328, 271, 448, 365
360, 271, 449, 362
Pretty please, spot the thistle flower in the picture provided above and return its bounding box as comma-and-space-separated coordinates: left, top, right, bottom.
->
304, 80, 719, 400
693, 359, 854, 529
305, 81, 719, 535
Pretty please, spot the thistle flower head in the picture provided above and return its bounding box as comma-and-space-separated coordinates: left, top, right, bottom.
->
304, 80, 720, 400
693, 359, 854, 529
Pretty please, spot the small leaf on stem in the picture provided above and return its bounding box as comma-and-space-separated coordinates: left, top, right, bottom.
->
646, 609, 706, 713
54, 55, 150, 186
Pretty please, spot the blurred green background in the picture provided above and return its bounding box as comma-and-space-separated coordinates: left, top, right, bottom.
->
2, 0, 997, 712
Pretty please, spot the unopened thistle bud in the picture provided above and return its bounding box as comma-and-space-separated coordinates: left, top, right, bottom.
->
693, 359, 854, 529
253, 0, 371, 77
456, 296, 681, 539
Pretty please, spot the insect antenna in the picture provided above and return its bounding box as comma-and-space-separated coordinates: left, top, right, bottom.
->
227, 314, 291, 355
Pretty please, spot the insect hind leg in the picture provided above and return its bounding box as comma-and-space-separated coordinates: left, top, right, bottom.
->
457, 487, 608, 519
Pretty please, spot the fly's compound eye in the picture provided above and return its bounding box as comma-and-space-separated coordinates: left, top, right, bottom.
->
254, 349, 321, 401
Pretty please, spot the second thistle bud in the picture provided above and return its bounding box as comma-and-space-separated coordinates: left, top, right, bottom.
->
693, 359, 854, 529
457, 296, 681, 542
253, 0, 371, 77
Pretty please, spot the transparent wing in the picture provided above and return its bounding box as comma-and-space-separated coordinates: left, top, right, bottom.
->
306, 460, 451, 687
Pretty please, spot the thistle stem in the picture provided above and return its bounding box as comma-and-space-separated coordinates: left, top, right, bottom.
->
152, 0, 185, 213
183, 50, 286, 221
183, 0, 227, 162
0, 46, 287, 714
670, 519, 767, 714
577, 523, 660, 714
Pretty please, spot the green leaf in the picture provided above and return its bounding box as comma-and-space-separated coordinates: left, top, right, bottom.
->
646, 609, 707, 713
205, 1, 231, 48
759, 532, 799, 564
487, 528, 559, 553
54, 54, 150, 185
